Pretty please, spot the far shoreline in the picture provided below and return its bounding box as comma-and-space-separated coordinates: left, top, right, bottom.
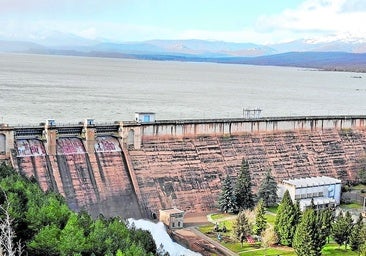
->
1, 50, 365, 73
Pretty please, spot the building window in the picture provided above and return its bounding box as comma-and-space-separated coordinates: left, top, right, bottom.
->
178, 221, 181, 227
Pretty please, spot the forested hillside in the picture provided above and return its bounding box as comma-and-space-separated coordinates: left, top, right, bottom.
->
0, 163, 161, 256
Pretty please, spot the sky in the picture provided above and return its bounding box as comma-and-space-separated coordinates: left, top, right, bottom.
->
0, 0, 366, 44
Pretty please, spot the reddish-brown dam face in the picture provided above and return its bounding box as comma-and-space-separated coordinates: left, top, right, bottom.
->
2, 115, 366, 219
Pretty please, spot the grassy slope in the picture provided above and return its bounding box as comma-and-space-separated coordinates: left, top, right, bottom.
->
199, 211, 359, 255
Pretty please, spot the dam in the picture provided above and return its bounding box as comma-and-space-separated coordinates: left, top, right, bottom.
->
1, 115, 366, 219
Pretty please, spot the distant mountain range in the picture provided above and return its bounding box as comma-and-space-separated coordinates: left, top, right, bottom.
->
1, 36, 366, 72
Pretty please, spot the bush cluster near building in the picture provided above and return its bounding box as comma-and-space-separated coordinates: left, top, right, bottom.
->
0, 163, 161, 256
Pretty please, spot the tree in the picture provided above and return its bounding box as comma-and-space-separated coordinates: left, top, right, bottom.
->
0, 163, 158, 256
357, 155, 366, 184
257, 170, 278, 207
261, 226, 278, 252
359, 224, 366, 256
274, 190, 299, 246
0, 192, 24, 256
253, 199, 267, 236
350, 213, 364, 252
318, 208, 334, 244
129, 228, 156, 255
232, 210, 251, 247
28, 224, 61, 256
58, 213, 87, 255
85, 217, 109, 255
332, 211, 353, 249
344, 211, 354, 249
218, 175, 237, 213
234, 159, 254, 210
293, 208, 326, 256
26, 193, 71, 232
118, 243, 151, 256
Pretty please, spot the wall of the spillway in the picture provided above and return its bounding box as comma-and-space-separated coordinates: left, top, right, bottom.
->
8, 134, 143, 219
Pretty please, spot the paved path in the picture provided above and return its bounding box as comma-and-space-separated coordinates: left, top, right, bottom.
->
186, 226, 238, 256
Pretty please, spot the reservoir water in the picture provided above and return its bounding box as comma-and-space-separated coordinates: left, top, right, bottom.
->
0, 53, 365, 126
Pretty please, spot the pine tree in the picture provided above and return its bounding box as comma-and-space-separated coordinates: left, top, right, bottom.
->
344, 211, 354, 249
234, 159, 254, 210
218, 175, 237, 213
359, 224, 366, 255
293, 200, 302, 224
319, 208, 334, 244
253, 199, 267, 236
293, 208, 326, 256
332, 211, 353, 249
275, 190, 299, 246
350, 213, 363, 252
257, 170, 278, 207
232, 210, 251, 247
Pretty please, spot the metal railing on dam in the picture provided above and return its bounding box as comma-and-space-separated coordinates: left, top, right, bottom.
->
130, 115, 366, 139
2, 115, 366, 139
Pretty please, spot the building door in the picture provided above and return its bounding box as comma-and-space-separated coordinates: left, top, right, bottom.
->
127, 129, 135, 148
0, 134, 5, 154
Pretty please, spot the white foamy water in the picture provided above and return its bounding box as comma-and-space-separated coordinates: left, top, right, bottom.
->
128, 219, 201, 256
0, 53, 365, 125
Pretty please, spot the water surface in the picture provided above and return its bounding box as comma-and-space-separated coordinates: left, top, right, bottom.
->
0, 53, 365, 125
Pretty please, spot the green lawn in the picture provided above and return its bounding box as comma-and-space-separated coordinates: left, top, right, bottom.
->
225, 242, 261, 253
210, 213, 232, 221
198, 224, 215, 234
322, 243, 358, 255
340, 202, 363, 210
239, 246, 294, 255
352, 184, 366, 190
201, 208, 359, 256
266, 206, 278, 214
237, 243, 358, 256
265, 213, 276, 226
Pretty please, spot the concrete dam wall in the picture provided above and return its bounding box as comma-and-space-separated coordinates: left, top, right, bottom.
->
12, 135, 142, 219
1, 115, 366, 219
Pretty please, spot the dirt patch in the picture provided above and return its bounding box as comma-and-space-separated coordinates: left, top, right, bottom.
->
184, 213, 212, 227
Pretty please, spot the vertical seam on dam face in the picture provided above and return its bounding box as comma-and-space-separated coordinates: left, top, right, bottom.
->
56, 154, 78, 211
94, 153, 106, 183
4, 116, 366, 218
45, 155, 58, 193
85, 155, 100, 201
120, 148, 145, 218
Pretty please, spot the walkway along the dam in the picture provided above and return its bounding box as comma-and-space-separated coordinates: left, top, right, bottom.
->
0, 115, 365, 219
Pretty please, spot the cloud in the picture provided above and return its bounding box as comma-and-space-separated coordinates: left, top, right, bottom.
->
340, 0, 366, 12
1, 0, 365, 44
256, 0, 366, 41
77, 27, 97, 40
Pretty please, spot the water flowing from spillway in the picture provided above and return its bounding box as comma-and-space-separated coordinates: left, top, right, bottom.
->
128, 219, 201, 256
